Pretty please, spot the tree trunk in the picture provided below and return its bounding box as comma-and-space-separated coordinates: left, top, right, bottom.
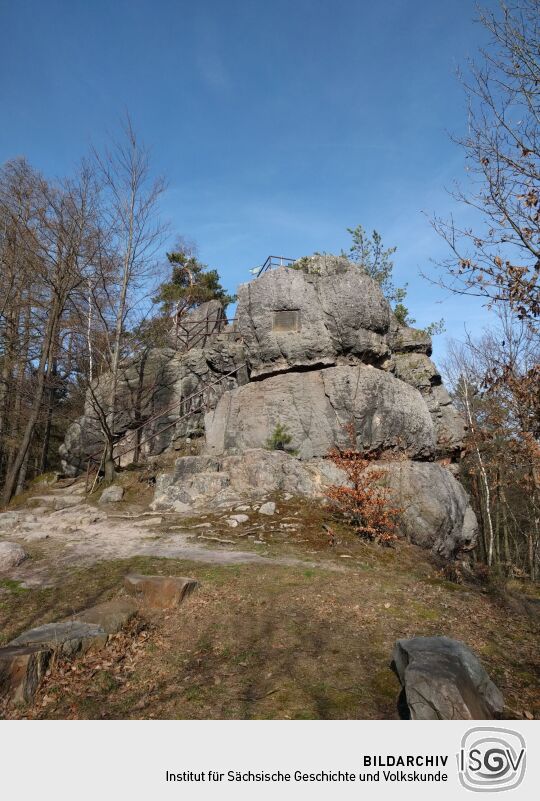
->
1, 300, 59, 505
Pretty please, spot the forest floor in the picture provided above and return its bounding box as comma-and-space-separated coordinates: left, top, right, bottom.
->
0, 469, 539, 720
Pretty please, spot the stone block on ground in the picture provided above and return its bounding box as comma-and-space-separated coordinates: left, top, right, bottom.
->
66, 598, 139, 634
124, 573, 199, 609
0, 644, 52, 703
258, 501, 276, 516
0, 542, 27, 571
99, 484, 124, 504
0, 512, 23, 530
9, 621, 108, 657
391, 636, 504, 720
229, 514, 249, 523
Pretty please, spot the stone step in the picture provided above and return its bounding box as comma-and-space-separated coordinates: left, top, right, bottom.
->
9, 621, 108, 657
124, 573, 199, 609
27, 495, 82, 510
65, 598, 139, 635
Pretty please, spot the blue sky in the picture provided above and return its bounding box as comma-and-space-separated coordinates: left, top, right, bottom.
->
0, 0, 497, 358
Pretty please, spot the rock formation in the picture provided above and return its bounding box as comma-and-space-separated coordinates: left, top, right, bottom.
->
61, 253, 477, 557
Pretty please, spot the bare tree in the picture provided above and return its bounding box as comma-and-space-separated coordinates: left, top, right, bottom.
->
1, 160, 100, 503
443, 309, 540, 578
429, 0, 540, 327
91, 115, 166, 482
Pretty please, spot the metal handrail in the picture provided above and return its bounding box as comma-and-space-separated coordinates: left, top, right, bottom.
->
256, 255, 295, 278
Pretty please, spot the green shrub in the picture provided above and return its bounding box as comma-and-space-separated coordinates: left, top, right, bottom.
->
265, 422, 293, 451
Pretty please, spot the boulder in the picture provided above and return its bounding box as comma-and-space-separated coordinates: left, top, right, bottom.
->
99, 485, 124, 504
229, 514, 249, 523
258, 502, 276, 516
205, 366, 436, 460
124, 574, 199, 609
0, 644, 52, 703
9, 621, 108, 657
66, 598, 139, 634
372, 461, 478, 556
391, 636, 504, 720
0, 542, 27, 571
236, 258, 391, 378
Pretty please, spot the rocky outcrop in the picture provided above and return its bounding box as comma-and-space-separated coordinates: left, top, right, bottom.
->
151, 449, 344, 512
388, 352, 465, 458
60, 252, 477, 558
391, 636, 504, 720
151, 448, 476, 557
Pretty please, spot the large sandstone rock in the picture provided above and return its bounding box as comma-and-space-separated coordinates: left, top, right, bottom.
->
172, 299, 227, 350
391, 636, 504, 720
152, 449, 344, 510
236, 258, 391, 378
389, 353, 465, 457
205, 366, 436, 460
0, 542, 27, 571
372, 460, 478, 557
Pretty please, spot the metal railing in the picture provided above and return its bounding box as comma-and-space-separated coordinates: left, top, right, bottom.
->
172, 315, 238, 352
84, 361, 246, 493
255, 255, 295, 278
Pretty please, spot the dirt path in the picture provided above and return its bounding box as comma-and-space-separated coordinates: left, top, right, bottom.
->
1, 485, 340, 588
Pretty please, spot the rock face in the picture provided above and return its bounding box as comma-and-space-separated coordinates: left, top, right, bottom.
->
60, 304, 247, 476
151, 449, 345, 511
391, 636, 505, 720
205, 366, 436, 460
371, 461, 478, 557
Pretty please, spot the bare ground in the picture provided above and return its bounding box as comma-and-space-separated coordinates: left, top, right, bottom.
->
0, 471, 538, 720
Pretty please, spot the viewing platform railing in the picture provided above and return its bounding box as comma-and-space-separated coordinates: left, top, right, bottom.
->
255, 255, 295, 277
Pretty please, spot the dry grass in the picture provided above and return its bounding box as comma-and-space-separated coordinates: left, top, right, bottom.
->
1, 534, 538, 720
